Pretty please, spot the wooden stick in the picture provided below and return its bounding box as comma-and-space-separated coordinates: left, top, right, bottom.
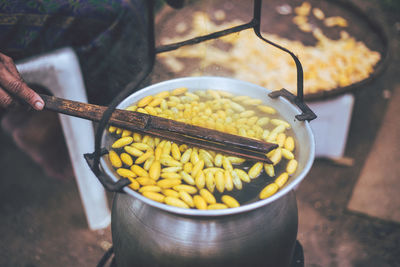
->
40, 94, 277, 163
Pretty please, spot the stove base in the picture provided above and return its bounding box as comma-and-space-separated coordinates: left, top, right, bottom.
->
99, 240, 304, 267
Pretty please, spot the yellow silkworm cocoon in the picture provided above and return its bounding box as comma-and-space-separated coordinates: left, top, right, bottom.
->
173, 185, 197, 194
143, 156, 155, 171
131, 165, 149, 177
112, 136, 133, 148
256, 117, 270, 126
137, 95, 153, 107
155, 145, 163, 160
238, 128, 247, 137
135, 150, 154, 164
271, 119, 291, 129
257, 105, 276, 114
259, 183, 279, 199
162, 166, 182, 173
162, 189, 179, 198
284, 136, 295, 152
171, 143, 181, 160
222, 157, 233, 172
195, 170, 206, 190
201, 154, 214, 168
191, 159, 204, 178
141, 135, 151, 144
179, 190, 195, 208
226, 156, 245, 165
162, 141, 172, 156
133, 133, 142, 142
144, 106, 157, 116
215, 171, 225, 193
127, 178, 140, 190
139, 185, 162, 193
207, 90, 221, 99
157, 179, 182, 189
180, 148, 192, 163
232, 95, 250, 102
224, 170, 234, 191
247, 116, 258, 126
214, 154, 223, 167
264, 164, 275, 177
282, 149, 295, 160
164, 196, 189, 209
275, 172, 289, 188
131, 142, 151, 151
199, 189, 216, 204
154, 91, 170, 99
205, 171, 215, 192
160, 156, 182, 167
231, 170, 243, 190
190, 149, 199, 165
124, 146, 143, 157
240, 110, 255, 118
109, 150, 122, 168
148, 98, 163, 107
262, 130, 270, 140
136, 108, 148, 114
222, 195, 240, 208
193, 195, 208, 210
121, 129, 132, 137
180, 171, 195, 185
208, 203, 228, 210
116, 128, 122, 135
171, 87, 188, 96
183, 162, 193, 173
269, 148, 282, 166
108, 126, 117, 133
243, 98, 262, 106
160, 172, 181, 179
136, 177, 156, 186
142, 191, 165, 203
230, 101, 245, 112
116, 168, 136, 179
125, 105, 137, 112
248, 162, 263, 179
286, 159, 298, 175
276, 133, 286, 147
234, 168, 250, 183
179, 144, 188, 152
120, 152, 133, 166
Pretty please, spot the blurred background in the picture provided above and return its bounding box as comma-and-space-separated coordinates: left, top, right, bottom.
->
0, 0, 399, 266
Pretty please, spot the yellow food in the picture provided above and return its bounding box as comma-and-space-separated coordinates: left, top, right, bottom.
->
108, 88, 300, 209
221, 195, 240, 208
158, 11, 380, 95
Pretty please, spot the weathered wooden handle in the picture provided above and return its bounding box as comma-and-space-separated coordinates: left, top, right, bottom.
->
40, 94, 276, 163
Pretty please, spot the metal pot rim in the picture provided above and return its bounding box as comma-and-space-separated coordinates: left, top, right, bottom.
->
101, 76, 315, 217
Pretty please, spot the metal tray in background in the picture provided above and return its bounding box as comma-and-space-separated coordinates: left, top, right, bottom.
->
152, 0, 391, 101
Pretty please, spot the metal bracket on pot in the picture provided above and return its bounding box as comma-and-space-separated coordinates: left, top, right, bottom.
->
269, 89, 317, 122
84, 148, 131, 192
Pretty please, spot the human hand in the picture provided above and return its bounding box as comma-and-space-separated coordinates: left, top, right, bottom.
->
0, 52, 44, 110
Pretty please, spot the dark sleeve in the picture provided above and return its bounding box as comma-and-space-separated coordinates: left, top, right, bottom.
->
0, 0, 151, 105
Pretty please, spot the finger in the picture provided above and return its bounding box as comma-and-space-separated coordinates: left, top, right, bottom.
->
0, 62, 44, 110
0, 53, 23, 79
0, 87, 15, 109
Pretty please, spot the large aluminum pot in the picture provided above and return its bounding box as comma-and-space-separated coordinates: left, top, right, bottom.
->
101, 77, 315, 267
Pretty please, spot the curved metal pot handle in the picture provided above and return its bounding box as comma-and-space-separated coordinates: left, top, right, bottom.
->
269, 89, 317, 121
84, 149, 131, 192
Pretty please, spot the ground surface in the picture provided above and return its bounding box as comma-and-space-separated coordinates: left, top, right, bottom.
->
0, 0, 399, 266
